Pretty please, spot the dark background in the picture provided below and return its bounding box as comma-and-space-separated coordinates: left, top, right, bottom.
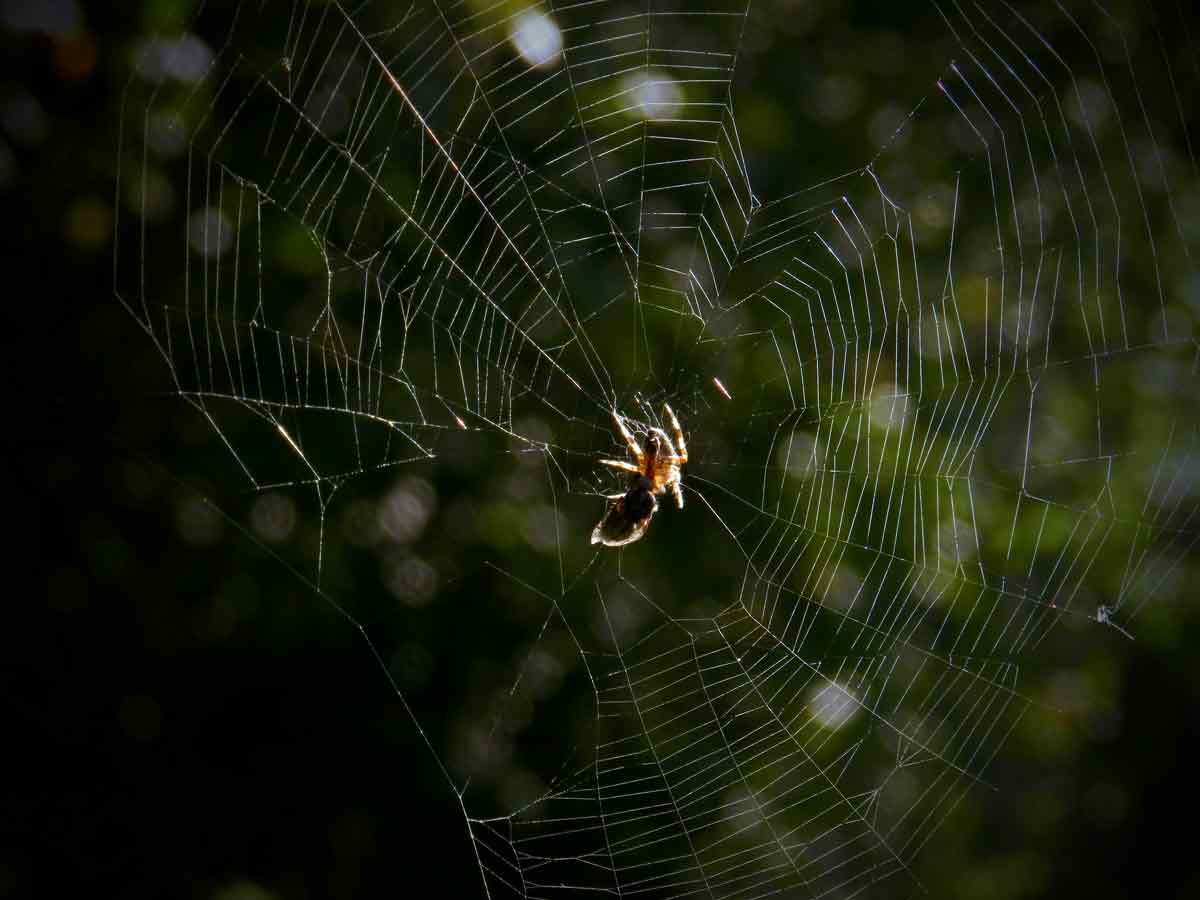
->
7, 0, 1200, 897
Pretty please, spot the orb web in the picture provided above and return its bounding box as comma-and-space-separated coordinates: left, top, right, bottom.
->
114, 0, 1199, 896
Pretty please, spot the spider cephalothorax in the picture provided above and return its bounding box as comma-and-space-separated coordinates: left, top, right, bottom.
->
591, 404, 687, 547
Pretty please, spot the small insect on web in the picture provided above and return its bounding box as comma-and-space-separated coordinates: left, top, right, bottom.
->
591, 404, 687, 547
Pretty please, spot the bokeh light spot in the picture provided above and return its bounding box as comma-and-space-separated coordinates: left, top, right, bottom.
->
510, 11, 562, 70
381, 555, 438, 606
250, 492, 297, 543
136, 33, 214, 84
0, 0, 80, 36
175, 494, 223, 546
64, 196, 112, 252
0, 90, 50, 145
187, 207, 234, 258
378, 476, 435, 543
807, 680, 858, 730
620, 69, 682, 120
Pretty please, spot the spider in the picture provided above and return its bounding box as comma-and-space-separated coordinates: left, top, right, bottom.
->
590, 403, 687, 547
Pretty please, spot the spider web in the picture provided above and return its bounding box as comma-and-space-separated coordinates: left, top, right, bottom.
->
114, 0, 1199, 896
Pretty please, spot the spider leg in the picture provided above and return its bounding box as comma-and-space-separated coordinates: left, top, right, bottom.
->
672, 479, 684, 510
664, 403, 687, 463
599, 458, 640, 474
612, 410, 641, 458
650, 427, 675, 456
